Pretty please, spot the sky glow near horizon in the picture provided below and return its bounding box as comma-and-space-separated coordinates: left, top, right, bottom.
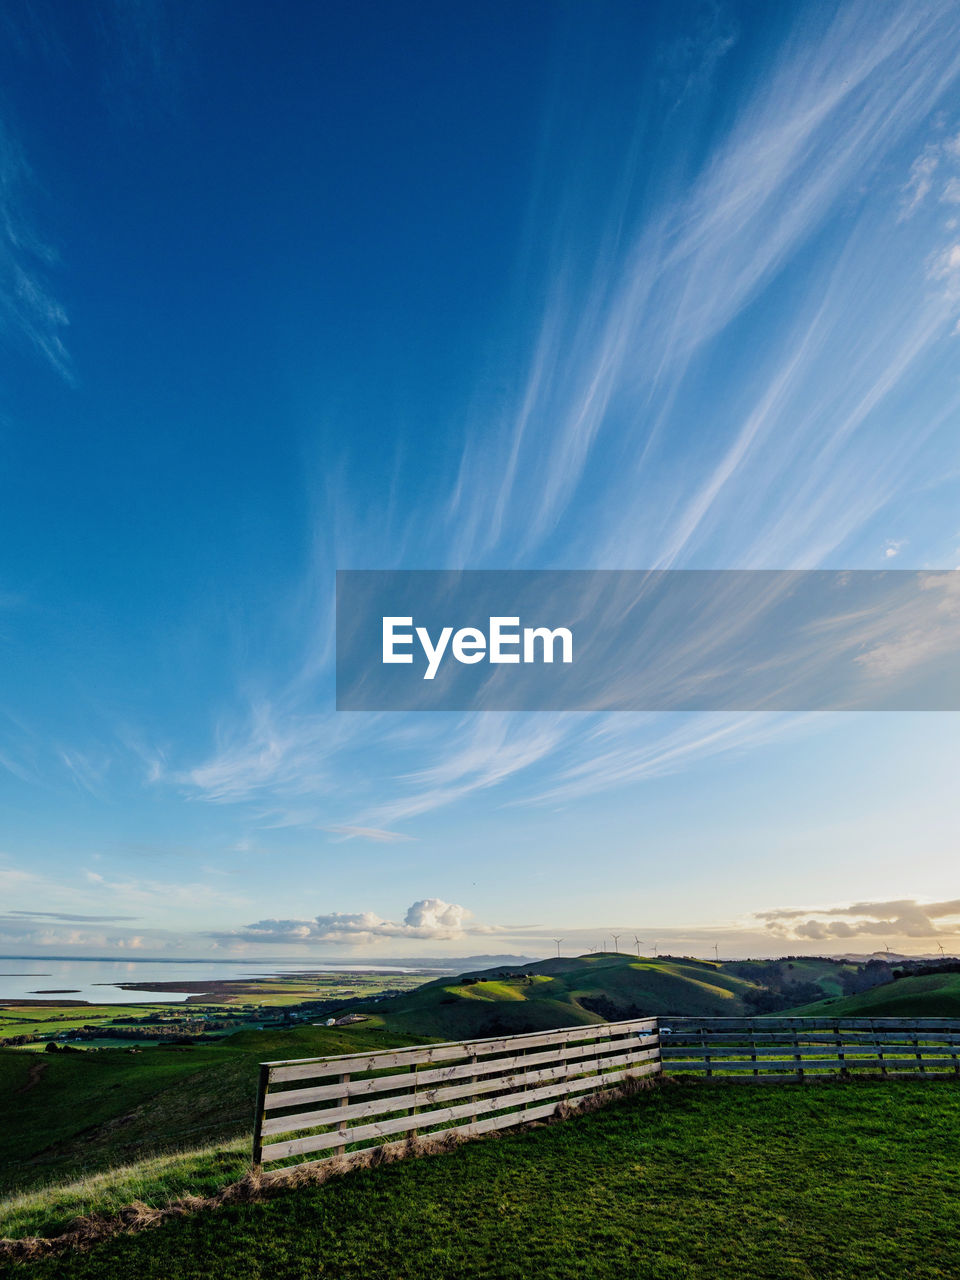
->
1, 0, 959, 960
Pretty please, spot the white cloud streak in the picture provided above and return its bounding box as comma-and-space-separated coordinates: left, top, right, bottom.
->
0, 120, 69, 375
449, 2, 960, 570
156, 2, 960, 835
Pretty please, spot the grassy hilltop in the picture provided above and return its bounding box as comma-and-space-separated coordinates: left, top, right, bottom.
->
367, 953, 757, 1038
364, 952, 872, 1039
787, 970, 960, 1018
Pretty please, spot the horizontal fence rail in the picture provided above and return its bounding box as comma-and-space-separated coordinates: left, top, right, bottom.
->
253, 1015, 960, 1169
660, 1017, 960, 1080
253, 1017, 660, 1168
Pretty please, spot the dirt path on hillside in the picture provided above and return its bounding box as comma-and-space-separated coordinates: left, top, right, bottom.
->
14, 1057, 48, 1094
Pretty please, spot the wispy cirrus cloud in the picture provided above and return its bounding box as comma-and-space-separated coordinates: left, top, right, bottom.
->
449, 2, 960, 570
2, 909, 140, 923
165, 702, 337, 803
322, 825, 414, 843
0, 120, 69, 376
0, 0, 200, 380
854, 570, 960, 679
150, 2, 960, 839
58, 748, 112, 799
900, 127, 960, 219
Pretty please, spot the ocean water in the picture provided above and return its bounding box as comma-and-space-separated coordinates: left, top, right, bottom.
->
0, 957, 415, 1004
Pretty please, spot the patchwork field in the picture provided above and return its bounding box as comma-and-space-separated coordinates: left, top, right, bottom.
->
0, 970, 431, 1048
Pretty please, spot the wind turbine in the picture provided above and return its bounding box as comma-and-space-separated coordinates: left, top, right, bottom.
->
713, 944, 720, 963
652, 941, 659, 957
552, 938, 564, 958
939, 943, 945, 957
633, 936, 644, 958
612, 934, 621, 954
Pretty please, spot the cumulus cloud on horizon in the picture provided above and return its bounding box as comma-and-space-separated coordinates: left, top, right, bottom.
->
757, 898, 960, 941
217, 898, 502, 946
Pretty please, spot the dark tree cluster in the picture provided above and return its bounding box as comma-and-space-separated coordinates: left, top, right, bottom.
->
742, 981, 824, 1013
839, 959, 892, 995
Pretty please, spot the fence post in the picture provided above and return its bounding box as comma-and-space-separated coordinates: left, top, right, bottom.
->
410, 1061, 419, 1139
336, 1073, 350, 1157
834, 1024, 845, 1077
252, 1063, 270, 1166
792, 1027, 804, 1082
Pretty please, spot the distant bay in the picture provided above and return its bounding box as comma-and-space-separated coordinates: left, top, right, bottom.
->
0, 956, 419, 1004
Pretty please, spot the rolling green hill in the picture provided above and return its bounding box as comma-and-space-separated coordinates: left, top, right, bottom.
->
724, 956, 860, 998
368, 953, 770, 1038
786, 971, 960, 1018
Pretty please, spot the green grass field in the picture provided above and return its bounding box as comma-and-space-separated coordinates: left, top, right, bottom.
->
788, 972, 960, 1018
8, 1080, 960, 1279
0, 1006, 184, 1040
0, 1142, 252, 1241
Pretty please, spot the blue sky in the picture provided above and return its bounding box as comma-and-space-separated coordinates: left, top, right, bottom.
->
1, 0, 959, 959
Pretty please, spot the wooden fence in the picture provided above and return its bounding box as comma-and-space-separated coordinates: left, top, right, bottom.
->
252, 1015, 960, 1169
660, 1017, 960, 1080
253, 1016, 660, 1168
